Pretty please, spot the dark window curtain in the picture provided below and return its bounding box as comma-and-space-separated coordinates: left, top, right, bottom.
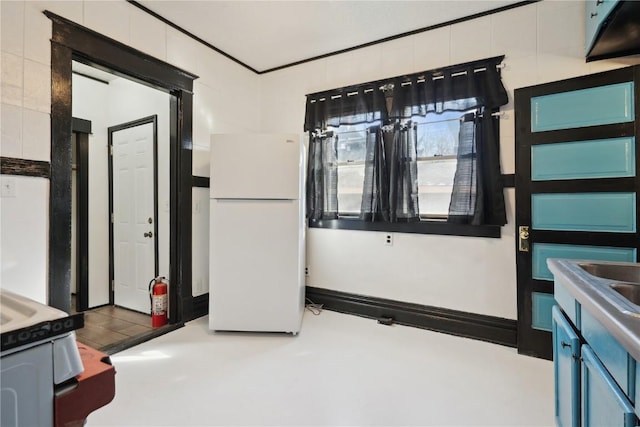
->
306, 132, 338, 220
360, 126, 388, 221
448, 112, 507, 226
305, 55, 508, 227
390, 122, 419, 222
448, 113, 478, 224
360, 123, 420, 222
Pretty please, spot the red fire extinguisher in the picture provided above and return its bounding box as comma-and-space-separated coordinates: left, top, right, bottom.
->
149, 276, 168, 328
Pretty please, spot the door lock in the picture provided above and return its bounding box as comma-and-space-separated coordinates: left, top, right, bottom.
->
148, 217, 153, 224
518, 226, 530, 252
144, 231, 153, 238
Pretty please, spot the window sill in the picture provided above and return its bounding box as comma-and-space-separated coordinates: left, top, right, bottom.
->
308, 218, 501, 238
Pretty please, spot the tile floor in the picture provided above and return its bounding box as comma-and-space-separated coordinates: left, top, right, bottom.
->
87, 309, 554, 426
73, 303, 153, 351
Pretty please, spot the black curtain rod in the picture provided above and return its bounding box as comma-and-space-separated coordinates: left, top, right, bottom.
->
306, 55, 505, 100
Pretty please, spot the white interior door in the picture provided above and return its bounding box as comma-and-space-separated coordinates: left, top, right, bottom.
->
112, 121, 156, 313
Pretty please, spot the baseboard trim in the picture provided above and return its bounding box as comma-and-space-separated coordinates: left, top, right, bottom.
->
306, 286, 517, 348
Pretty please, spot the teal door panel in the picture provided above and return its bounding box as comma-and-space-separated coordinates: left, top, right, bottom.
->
532, 292, 557, 332
553, 306, 581, 427
531, 82, 634, 132
582, 345, 638, 427
531, 137, 635, 181
582, 309, 632, 397
532, 192, 636, 232
533, 243, 637, 281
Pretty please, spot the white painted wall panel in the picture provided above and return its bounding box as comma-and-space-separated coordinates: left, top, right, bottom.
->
0, 176, 49, 303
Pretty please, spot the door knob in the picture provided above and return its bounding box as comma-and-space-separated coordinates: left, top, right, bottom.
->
518, 226, 529, 252
144, 231, 153, 238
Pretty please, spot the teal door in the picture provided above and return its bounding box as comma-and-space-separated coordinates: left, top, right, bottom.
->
515, 66, 640, 359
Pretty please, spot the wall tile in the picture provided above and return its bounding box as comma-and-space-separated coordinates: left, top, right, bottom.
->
0, 103, 23, 158
537, 0, 584, 55
0, 0, 24, 56
84, 0, 131, 46
451, 16, 492, 65
23, 59, 51, 113
380, 37, 414, 80
1, 52, 23, 107
22, 109, 50, 161
129, 6, 166, 61
24, 2, 52, 65
500, 55, 537, 98
325, 45, 383, 88
537, 45, 591, 85
413, 26, 450, 72
31, 0, 83, 25
166, 28, 202, 77
491, 4, 537, 59
499, 133, 515, 175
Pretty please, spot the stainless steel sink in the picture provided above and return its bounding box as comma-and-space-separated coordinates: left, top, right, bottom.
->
579, 262, 640, 284
610, 283, 640, 306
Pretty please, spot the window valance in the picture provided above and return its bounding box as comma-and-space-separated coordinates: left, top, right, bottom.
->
304, 55, 508, 132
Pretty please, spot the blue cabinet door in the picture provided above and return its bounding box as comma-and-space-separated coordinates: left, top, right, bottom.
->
553, 306, 581, 427
582, 345, 638, 427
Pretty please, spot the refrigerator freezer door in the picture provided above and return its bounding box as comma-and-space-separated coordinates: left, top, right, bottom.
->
210, 134, 302, 200
209, 199, 304, 333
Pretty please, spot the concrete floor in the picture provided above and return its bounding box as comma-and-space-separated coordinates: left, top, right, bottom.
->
88, 309, 554, 426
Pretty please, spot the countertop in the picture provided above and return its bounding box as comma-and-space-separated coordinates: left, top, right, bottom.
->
547, 259, 640, 362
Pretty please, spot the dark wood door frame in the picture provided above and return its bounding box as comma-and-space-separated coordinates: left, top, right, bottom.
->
72, 117, 91, 312
47, 11, 203, 323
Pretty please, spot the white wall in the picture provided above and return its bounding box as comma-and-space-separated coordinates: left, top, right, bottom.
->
0, 0, 260, 305
259, 1, 640, 319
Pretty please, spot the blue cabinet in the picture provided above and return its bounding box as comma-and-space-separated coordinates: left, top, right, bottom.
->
583, 345, 637, 427
553, 306, 581, 427
553, 281, 640, 427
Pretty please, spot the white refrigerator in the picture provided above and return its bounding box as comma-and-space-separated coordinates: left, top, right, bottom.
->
209, 134, 305, 333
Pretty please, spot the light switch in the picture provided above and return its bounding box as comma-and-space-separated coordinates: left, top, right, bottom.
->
1, 177, 16, 197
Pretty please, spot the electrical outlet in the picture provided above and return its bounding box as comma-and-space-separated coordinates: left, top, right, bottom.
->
305, 266, 310, 276
385, 233, 393, 246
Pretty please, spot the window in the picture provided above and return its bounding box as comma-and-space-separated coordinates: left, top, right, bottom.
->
305, 56, 508, 237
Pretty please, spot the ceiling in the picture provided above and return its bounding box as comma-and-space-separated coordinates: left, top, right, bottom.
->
135, 0, 523, 73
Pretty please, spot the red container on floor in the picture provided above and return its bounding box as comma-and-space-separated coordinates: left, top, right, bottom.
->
54, 342, 116, 427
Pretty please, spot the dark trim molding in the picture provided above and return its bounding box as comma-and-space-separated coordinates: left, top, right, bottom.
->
306, 286, 517, 348
309, 218, 501, 238
127, 0, 538, 75
502, 173, 515, 188
191, 176, 210, 188
72, 117, 92, 134
192, 294, 209, 319
74, 130, 89, 312
0, 157, 50, 178
127, 1, 259, 74
45, 11, 197, 93
100, 322, 184, 355
72, 70, 109, 85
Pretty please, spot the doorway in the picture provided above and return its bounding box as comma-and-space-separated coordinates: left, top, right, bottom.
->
47, 12, 203, 327
109, 116, 159, 313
